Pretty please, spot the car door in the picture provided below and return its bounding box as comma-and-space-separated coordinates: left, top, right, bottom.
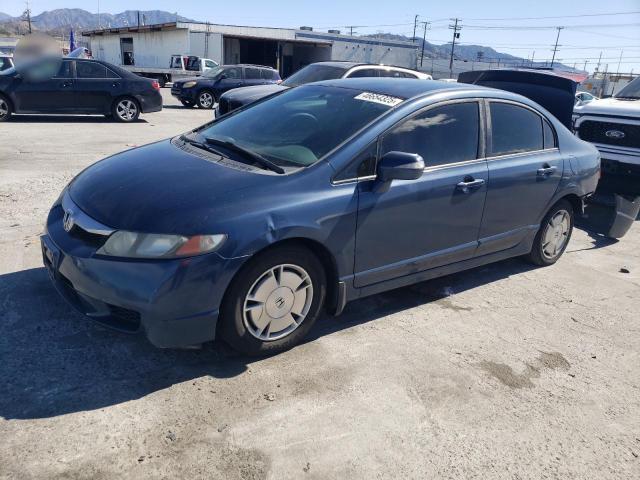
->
353, 100, 488, 287
217, 67, 243, 93
73, 61, 119, 113
476, 100, 562, 255
243, 67, 264, 87
13, 59, 75, 113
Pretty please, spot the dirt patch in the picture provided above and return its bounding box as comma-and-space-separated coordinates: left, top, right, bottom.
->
479, 351, 571, 389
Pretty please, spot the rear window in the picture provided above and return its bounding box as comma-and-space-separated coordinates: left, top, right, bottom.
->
282, 64, 347, 87
245, 67, 261, 80
489, 102, 544, 156
261, 69, 280, 80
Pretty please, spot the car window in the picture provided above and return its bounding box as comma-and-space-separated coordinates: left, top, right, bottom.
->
378, 69, 416, 78
282, 64, 347, 87
489, 102, 543, 156
0, 57, 12, 70
76, 61, 108, 79
334, 143, 378, 181
347, 68, 380, 78
245, 67, 261, 80
261, 69, 279, 80
24, 59, 63, 81
543, 118, 556, 149
205, 60, 217, 68
222, 67, 242, 79
381, 102, 480, 167
53, 60, 74, 78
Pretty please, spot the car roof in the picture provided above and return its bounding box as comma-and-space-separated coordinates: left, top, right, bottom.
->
221, 64, 276, 70
310, 77, 484, 100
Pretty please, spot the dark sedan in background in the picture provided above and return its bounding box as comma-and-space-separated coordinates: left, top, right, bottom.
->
171, 64, 281, 109
42, 78, 599, 355
0, 56, 162, 122
216, 61, 431, 115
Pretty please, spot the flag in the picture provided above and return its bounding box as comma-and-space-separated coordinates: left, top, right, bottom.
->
69, 29, 76, 52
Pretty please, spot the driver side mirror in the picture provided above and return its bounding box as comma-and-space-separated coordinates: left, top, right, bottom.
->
218, 74, 227, 81
374, 151, 425, 193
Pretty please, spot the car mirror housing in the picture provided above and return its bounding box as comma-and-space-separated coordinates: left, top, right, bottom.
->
377, 151, 425, 182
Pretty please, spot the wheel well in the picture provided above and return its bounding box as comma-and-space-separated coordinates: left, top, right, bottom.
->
0, 92, 14, 111
559, 194, 582, 216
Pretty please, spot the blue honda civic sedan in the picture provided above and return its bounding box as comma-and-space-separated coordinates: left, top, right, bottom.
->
42, 78, 600, 355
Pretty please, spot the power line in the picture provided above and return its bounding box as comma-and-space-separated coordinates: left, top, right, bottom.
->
464, 11, 640, 21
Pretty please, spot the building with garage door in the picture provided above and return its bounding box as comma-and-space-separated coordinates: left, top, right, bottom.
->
82, 22, 418, 77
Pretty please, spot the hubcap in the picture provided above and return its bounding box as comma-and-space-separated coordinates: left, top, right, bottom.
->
199, 92, 213, 108
542, 210, 570, 259
116, 100, 137, 120
0, 99, 8, 117
243, 264, 313, 341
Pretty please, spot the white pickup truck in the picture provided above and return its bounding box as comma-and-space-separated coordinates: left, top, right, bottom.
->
574, 76, 640, 196
123, 54, 218, 87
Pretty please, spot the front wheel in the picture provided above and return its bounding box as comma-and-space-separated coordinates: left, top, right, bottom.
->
525, 200, 574, 266
196, 90, 215, 109
112, 97, 140, 122
220, 245, 326, 356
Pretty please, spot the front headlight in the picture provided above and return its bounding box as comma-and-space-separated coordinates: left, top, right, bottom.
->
97, 231, 226, 259
182, 81, 197, 88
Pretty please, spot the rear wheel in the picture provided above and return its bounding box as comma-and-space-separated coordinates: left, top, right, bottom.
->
197, 90, 215, 109
0, 95, 12, 122
220, 245, 326, 356
526, 200, 574, 266
112, 97, 140, 122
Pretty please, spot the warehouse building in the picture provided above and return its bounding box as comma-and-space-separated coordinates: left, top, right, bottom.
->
82, 22, 418, 77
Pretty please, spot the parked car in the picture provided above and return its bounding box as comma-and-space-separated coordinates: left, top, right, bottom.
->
0, 56, 162, 122
171, 64, 281, 109
216, 61, 432, 115
573, 76, 640, 196
575, 91, 598, 105
42, 78, 599, 355
0, 54, 14, 72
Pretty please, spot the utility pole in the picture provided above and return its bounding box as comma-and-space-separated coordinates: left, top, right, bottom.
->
97, 0, 101, 28
531, 50, 535, 67
583, 60, 588, 72
448, 18, 462, 78
347, 26, 356, 36
412, 15, 419, 43
24, 1, 32, 34
550, 26, 563, 68
595, 51, 602, 73
420, 21, 430, 68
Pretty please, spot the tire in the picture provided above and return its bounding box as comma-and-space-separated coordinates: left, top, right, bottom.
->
220, 245, 327, 356
112, 97, 140, 122
0, 95, 12, 122
180, 100, 195, 108
196, 90, 215, 109
525, 199, 574, 266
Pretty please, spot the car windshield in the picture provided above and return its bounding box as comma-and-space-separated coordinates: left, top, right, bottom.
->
614, 77, 640, 99
204, 66, 225, 78
197, 85, 402, 168
282, 64, 347, 87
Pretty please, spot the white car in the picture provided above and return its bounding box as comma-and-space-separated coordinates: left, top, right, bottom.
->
573, 76, 640, 195
575, 91, 598, 105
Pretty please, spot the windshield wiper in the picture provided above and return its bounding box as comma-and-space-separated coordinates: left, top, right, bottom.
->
204, 137, 285, 174
614, 95, 640, 100
179, 134, 224, 158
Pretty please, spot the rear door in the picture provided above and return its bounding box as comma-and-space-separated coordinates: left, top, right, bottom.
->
243, 67, 264, 87
477, 100, 562, 255
73, 61, 120, 113
354, 100, 489, 287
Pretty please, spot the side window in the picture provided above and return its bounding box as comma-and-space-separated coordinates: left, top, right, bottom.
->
54, 60, 74, 78
105, 67, 120, 78
334, 143, 378, 182
205, 60, 217, 68
489, 102, 543, 156
543, 119, 556, 149
378, 69, 408, 78
245, 67, 261, 80
381, 102, 480, 167
347, 68, 380, 78
223, 67, 242, 79
261, 69, 279, 80
76, 61, 107, 79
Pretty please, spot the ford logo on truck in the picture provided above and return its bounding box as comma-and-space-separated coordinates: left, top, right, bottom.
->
605, 129, 625, 139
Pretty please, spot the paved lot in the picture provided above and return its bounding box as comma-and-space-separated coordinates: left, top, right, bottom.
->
1, 90, 639, 479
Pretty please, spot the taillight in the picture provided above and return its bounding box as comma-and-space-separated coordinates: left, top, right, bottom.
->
151, 80, 160, 90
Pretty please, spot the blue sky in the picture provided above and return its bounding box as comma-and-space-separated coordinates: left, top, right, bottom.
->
3, 0, 639, 72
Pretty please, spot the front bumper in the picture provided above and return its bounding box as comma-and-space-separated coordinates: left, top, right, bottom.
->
171, 85, 198, 103
42, 205, 245, 348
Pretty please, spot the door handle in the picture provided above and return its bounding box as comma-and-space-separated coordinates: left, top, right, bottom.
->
537, 165, 557, 177
456, 178, 485, 193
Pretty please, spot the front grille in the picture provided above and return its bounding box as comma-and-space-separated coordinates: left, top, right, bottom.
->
578, 120, 639, 148
106, 305, 142, 332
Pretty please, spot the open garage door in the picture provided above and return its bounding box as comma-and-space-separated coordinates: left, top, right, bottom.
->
223, 36, 331, 78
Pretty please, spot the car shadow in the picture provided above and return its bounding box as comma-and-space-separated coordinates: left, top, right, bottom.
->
8, 115, 148, 124
0, 258, 536, 420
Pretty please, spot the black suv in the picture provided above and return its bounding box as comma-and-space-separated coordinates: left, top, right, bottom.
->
171, 64, 281, 109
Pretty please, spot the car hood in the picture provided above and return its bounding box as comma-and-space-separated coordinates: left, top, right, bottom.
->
574, 97, 640, 116
223, 84, 288, 102
68, 139, 272, 235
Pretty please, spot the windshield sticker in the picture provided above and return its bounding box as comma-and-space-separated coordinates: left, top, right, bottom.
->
354, 92, 404, 107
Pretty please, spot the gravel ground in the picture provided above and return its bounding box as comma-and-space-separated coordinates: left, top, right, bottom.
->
1, 90, 639, 479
